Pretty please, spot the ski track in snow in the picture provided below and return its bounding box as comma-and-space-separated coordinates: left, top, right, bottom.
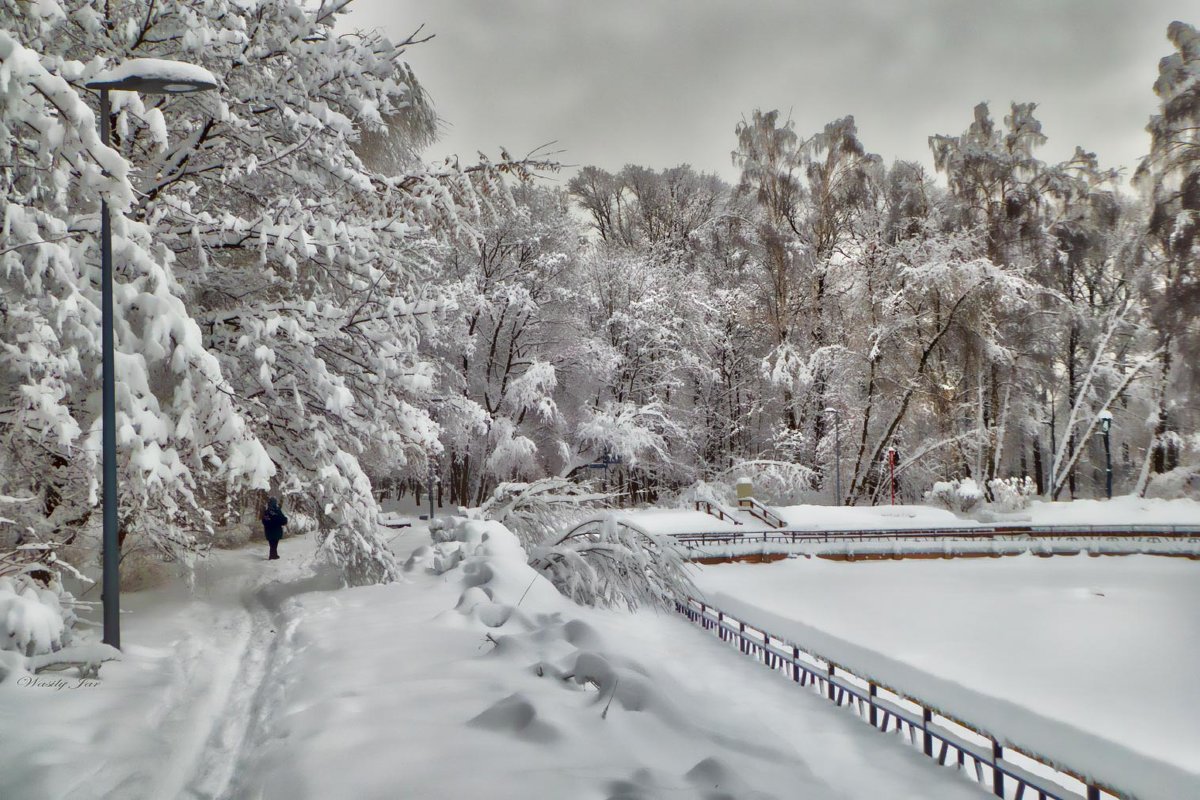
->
140, 544, 329, 800
213, 575, 333, 800
176, 590, 275, 800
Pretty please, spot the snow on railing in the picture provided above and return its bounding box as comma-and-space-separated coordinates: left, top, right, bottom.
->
692, 499, 742, 525
676, 597, 1122, 800
669, 525, 1200, 560
735, 496, 786, 528
672, 524, 1200, 543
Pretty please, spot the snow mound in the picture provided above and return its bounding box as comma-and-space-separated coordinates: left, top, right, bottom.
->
468, 692, 560, 742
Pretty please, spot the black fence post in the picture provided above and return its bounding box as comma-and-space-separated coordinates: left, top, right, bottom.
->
922, 707, 933, 756
826, 663, 835, 701
868, 682, 877, 727
992, 740, 1004, 797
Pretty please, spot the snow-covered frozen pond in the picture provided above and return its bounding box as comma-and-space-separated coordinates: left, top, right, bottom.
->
693, 554, 1200, 798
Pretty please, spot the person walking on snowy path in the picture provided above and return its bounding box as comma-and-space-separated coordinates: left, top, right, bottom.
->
261, 497, 288, 560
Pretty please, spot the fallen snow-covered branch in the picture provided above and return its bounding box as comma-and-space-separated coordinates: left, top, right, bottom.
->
529, 514, 695, 610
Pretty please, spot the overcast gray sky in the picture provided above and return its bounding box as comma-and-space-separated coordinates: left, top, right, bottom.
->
344, 1, 1195, 182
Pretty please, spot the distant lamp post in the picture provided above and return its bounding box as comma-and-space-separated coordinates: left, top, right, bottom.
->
427, 459, 437, 521
1042, 413, 1057, 499
86, 59, 217, 650
886, 447, 898, 506
823, 408, 841, 506
1097, 409, 1113, 500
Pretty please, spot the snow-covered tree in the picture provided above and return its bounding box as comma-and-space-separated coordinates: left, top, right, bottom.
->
1135, 20, 1200, 494
1, 1, 553, 583
435, 185, 581, 506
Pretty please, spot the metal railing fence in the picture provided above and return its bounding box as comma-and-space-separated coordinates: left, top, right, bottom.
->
677, 597, 1120, 800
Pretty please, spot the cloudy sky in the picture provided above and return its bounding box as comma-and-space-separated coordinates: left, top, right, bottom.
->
345, 1, 1195, 182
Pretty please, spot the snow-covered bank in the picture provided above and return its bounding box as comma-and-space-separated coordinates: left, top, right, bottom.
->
1007, 496, 1200, 527
693, 555, 1200, 800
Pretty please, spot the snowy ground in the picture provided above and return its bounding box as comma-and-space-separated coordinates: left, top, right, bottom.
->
692, 555, 1200, 800
0, 521, 988, 800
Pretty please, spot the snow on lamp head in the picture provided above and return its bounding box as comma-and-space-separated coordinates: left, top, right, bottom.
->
85, 58, 218, 94
1097, 409, 1113, 434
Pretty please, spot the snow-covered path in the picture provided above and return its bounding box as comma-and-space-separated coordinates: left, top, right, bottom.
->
167, 550, 340, 799
0, 534, 335, 799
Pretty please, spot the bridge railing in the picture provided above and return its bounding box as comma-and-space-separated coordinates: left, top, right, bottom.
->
671, 524, 1200, 547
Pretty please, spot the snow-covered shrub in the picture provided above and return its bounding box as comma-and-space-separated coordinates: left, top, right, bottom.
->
0, 541, 81, 673
925, 478, 983, 514
477, 479, 611, 552
714, 461, 819, 506
987, 477, 1037, 512
526, 514, 695, 611
0, 576, 70, 658
670, 479, 734, 508
1145, 465, 1200, 500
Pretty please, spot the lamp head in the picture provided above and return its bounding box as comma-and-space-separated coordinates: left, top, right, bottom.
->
86, 59, 218, 94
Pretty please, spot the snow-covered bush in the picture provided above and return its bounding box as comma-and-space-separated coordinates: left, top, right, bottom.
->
1145, 465, 1200, 500
670, 479, 734, 508
987, 477, 1037, 512
0, 540, 81, 673
529, 514, 695, 611
714, 461, 819, 506
0, 576, 70, 658
925, 478, 983, 514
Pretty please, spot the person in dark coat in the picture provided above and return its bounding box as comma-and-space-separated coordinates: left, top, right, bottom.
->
261, 497, 288, 560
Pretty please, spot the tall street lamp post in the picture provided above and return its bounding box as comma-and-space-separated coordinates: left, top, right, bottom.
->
86, 60, 217, 649
824, 408, 841, 506
1097, 409, 1113, 500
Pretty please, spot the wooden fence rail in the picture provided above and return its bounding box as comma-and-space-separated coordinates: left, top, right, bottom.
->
676, 597, 1120, 800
